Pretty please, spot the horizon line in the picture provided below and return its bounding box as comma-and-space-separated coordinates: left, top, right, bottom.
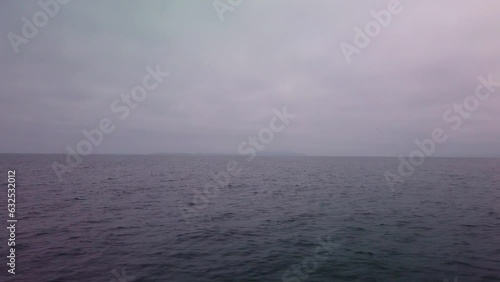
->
0, 152, 499, 159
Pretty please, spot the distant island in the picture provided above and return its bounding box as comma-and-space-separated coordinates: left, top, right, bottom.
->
151, 151, 307, 157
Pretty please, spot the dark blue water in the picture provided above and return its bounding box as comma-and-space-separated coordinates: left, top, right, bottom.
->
0, 155, 499, 281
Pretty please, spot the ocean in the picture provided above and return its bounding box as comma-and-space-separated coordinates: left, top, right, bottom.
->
0, 154, 499, 281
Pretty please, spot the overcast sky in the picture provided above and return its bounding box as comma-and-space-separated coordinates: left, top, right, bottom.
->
1, 0, 499, 157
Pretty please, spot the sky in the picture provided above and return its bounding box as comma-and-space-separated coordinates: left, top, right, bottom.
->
1, 0, 499, 157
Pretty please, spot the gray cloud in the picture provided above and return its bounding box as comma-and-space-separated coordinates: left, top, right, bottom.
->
1, 0, 499, 156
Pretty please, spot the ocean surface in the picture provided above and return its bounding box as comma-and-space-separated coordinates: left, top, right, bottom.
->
0, 154, 499, 281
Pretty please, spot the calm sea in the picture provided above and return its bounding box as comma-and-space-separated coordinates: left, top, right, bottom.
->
0, 154, 499, 281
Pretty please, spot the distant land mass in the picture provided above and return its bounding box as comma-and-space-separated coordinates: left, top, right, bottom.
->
150, 151, 307, 157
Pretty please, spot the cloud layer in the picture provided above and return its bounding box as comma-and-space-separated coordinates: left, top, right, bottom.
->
1, 0, 499, 157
